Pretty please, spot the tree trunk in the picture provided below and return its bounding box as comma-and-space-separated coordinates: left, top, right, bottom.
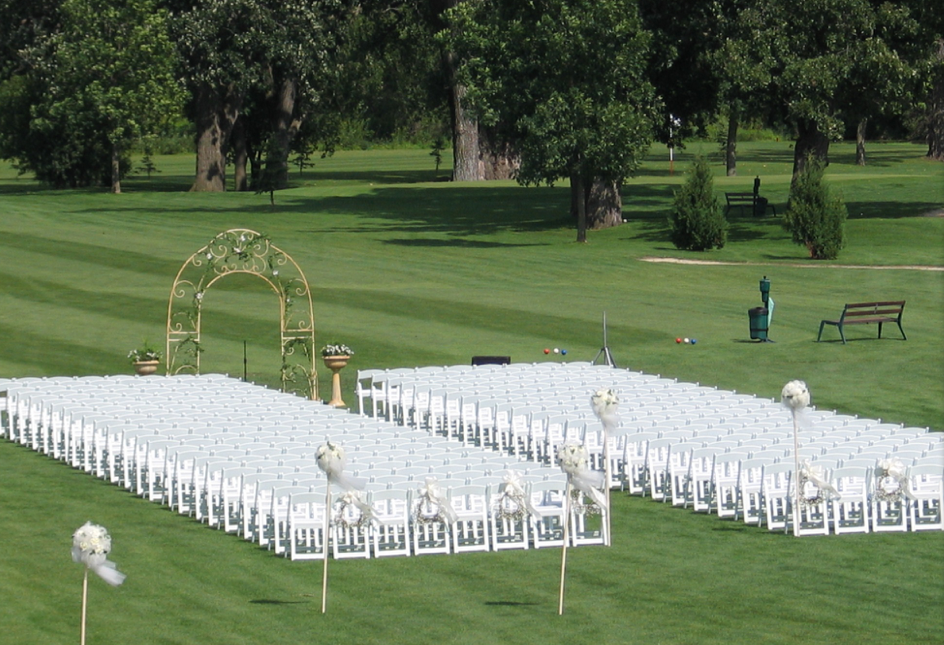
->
231, 117, 248, 192
191, 82, 242, 192
479, 125, 518, 180
266, 76, 297, 190
855, 118, 867, 166
927, 39, 944, 161
726, 113, 738, 177
451, 82, 482, 181
111, 143, 121, 194
586, 179, 622, 229
793, 119, 830, 182
572, 174, 588, 243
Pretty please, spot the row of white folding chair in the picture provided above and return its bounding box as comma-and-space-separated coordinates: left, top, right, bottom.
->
737, 460, 943, 534
285, 475, 602, 560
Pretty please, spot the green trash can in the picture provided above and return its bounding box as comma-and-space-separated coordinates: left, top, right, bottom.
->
749, 307, 769, 341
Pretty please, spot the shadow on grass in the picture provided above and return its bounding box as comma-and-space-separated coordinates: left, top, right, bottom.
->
845, 201, 943, 219
384, 238, 547, 248
250, 599, 312, 605
484, 601, 540, 607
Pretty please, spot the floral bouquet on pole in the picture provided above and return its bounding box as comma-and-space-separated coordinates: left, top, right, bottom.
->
782, 380, 810, 536
590, 388, 619, 544
556, 442, 607, 615
73, 522, 125, 645
315, 440, 364, 614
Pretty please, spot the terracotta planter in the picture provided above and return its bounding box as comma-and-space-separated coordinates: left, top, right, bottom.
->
133, 360, 160, 376
322, 355, 350, 370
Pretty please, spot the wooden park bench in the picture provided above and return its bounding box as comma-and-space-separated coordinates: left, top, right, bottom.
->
817, 301, 907, 344
724, 192, 777, 217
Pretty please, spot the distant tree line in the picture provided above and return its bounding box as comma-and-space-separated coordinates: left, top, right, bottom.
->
0, 0, 940, 231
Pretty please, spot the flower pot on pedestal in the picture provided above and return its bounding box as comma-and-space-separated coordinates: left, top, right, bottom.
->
323, 355, 350, 407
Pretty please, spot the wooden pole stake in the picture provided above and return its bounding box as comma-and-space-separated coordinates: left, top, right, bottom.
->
791, 412, 801, 537
80, 568, 88, 645
558, 480, 572, 615
322, 485, 331, 614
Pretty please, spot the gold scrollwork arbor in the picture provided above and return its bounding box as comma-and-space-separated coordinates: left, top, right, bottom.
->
166, 229, 317, 399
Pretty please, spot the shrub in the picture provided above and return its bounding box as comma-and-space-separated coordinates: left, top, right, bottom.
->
783, 157, 847, 260
669, 157, 727, 251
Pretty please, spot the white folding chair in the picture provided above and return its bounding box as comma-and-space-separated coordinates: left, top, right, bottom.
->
448, 484, 491, 553
621, 431, 658, 496
689, 447, 719, 512
330, 491, 373, 559
370, 488, 412, 557
762, 462, 794, 532
908, 463, 944, 531
285, 492, 327, 560
529, 479, 567, 548
645, 438, 673, 501
668, 441, 701, 507
830, 466, 871, 534
736, 456, 770, 524
490, 478, 531, 551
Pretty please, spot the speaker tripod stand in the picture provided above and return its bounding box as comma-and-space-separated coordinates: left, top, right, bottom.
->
592, 312, 617, 367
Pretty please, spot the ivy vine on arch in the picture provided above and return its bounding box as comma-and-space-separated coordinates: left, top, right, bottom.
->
165, 228, 317, 399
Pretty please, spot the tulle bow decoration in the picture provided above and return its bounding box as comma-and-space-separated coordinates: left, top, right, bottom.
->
557, 443, 608, 510
590, 388, 620, 434
798, 459, 839, 500
72, 522, 126, 587
415, 477, 458, 524
876, 457, 915, 501
316, 441, 365, 492
335, 490, 374, 527
781, 380, 810, 412
499, 470, 542, 520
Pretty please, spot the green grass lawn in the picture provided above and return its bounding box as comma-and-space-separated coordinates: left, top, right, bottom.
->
0, 141, 942, 644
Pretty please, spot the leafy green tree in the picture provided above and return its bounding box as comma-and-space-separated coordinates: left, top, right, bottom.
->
0, 0, 182, 190
903, 0, 944, 161
669, 157, 727, 251
763, 0, 920, 179
444, 0, 657, 241
36, 0, 184, 192
167, 0, 347, 192
782, 156, 847, 260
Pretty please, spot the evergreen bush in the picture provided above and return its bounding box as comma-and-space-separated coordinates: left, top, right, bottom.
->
783, 157, 847, 259
669, 157, 727, 251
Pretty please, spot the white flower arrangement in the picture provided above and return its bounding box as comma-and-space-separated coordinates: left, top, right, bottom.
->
590, 387, 620, 433
315, 441, 364, 491
321, 343, 353, 357
557, 443, 608, 510
781, 380, 810, 411
127, 344, 161, 363
590, 388, 619, 413
73, 522, 111, 556
557, 443, 590, 475
72, 522, 126, 586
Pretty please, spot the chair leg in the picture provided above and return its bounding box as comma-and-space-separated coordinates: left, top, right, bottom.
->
878, 322, 883, 339
817, 321, 826, 342
897, 322, 906, 340
838, 324, 846, 344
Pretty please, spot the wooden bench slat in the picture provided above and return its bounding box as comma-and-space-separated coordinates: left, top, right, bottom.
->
843, 309, 903, 317
844, 301, 905, 308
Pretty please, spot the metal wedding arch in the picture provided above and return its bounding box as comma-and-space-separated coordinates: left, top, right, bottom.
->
165, 228, 317, 399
